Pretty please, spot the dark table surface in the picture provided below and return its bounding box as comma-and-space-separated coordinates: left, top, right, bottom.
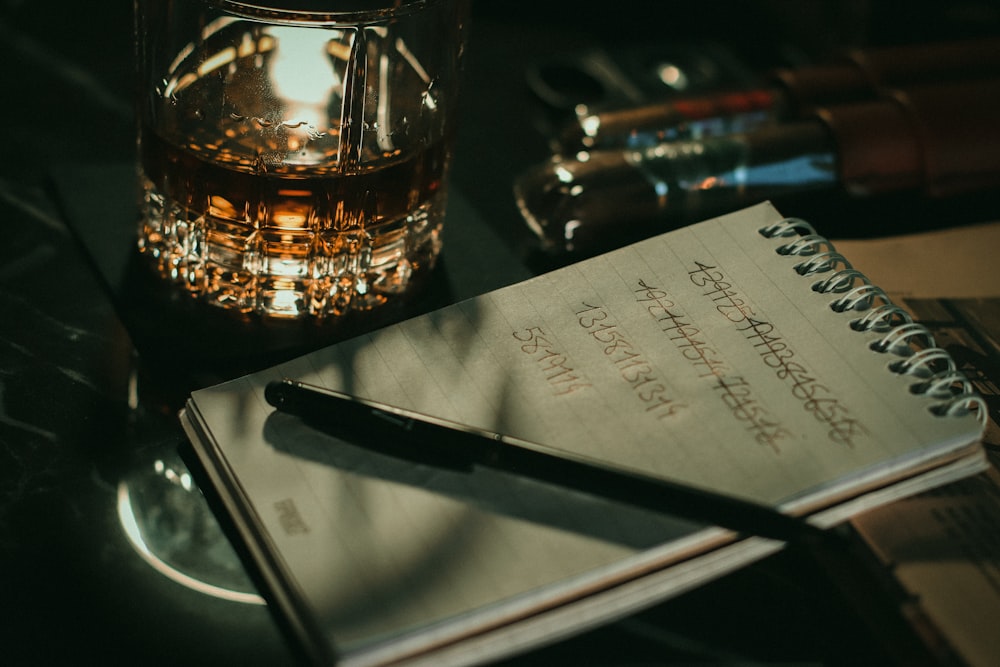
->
3, 2, 999, 665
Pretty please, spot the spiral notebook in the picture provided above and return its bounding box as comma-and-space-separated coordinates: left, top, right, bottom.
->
180, 202, 987, 667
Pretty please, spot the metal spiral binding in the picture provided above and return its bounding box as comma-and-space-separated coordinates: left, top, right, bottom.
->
793, 250, 852, 276
759, 217, 817, 238
815, 269, 871, 297
850, 303, 912, 332
829, 283, 887, 311
889, 347, 956, 375
776, 234, 835, 256
760, 217, 987, 426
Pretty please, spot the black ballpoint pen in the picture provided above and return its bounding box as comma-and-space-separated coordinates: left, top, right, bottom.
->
265, 379, 826, 544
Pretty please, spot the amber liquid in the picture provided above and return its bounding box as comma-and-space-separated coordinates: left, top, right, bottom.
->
139, 131, 446, 318
137, 20, 451, 318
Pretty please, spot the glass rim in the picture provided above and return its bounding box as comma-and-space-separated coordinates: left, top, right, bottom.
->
207, 0, 442, 24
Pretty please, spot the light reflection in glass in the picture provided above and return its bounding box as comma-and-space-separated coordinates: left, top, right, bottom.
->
116, 458, 265, 605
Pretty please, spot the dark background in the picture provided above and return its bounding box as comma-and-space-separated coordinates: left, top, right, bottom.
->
2, 1, 999, 665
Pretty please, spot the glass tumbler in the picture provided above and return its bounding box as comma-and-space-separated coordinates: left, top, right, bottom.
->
134, 0, 469, 319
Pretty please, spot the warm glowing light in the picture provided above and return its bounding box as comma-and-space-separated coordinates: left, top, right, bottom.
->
564, 219, 581, 240
166, 72, 198, 98
656, 62, 689, 90
237, 31, 256, 59
273, 212, 308, 226
326, 39, 352, 61
581, 114, 601, 138
208, 195, 240, 220
198, 46, 237, 77
270, 288, 303, 314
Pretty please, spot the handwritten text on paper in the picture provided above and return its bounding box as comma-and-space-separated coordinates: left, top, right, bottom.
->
513, 326, 592, 396
634, 278, 787, 450
690, 261, 868, 447
574, 303, 684, 420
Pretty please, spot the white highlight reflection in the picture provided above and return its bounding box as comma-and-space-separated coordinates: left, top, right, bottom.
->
267, 26, 338, 133
117, 480, 266, 605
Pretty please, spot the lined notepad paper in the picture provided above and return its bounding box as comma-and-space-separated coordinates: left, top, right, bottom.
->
182, 202, 985, 666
